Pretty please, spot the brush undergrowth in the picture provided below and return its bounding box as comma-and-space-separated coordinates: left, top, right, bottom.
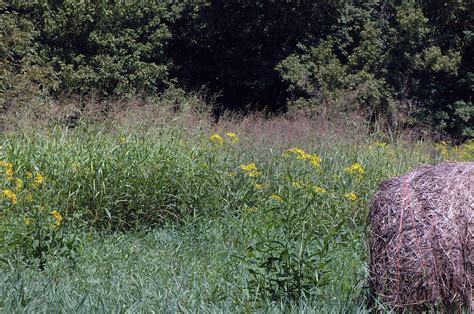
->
1, 119, 468, 312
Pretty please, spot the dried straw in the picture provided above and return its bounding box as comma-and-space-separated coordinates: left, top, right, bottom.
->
369, 162, 473, 311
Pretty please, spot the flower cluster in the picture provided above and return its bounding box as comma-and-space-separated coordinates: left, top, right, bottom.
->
51, 210, 63, 226
209, 134, 224, 145
239, 162, 262, 177
0, 160, 47, 208
345, 192, 358, 202
283, 147, 321, 169
226, 132, 239, 144
313, 185, 327, 194
2, 189, 17, 204
345, 162, 365, 176
436, 140, 474, 161
33, 172, 45, 188
291, 181, 303, 188
0, 161, 14, 180
271, 194, 284, 202
209, 132, 240, 145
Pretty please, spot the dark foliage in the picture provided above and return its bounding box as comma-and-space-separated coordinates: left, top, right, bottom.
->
1, 0, 472, 139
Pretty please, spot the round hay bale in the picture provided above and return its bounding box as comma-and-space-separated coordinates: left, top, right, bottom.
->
369, 162, 473, 311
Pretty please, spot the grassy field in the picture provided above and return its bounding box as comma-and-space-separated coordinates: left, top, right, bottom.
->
0, 109, 472, 312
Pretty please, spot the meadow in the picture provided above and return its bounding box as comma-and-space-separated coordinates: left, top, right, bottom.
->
0, 106, 472, 312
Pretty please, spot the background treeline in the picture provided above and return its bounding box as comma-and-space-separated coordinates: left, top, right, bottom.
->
1, 0, 472, 139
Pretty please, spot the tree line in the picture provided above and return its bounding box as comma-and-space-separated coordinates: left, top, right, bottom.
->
1, 0, 472, 139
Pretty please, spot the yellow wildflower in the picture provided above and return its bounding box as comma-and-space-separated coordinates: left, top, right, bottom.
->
308, 154, 321, 168
240, 162, 258, 172
33, 172, 45, 188
0, 161, 8, 167
15, 178, 23, 191
345, 162, 365, 175
271, 194, 284, 202
209, 134, 223, 145
0, 161, 13, 169
227, 171, 237, 177
283, 149, 321, 168
283, 147, 306, 158
26, 192, 33, 203
297, 152, 310, 160
255, 183, 265, 190
313, 186, 327, 193
436, 140, 474, 161
345, 192, 359, 202
2, 189, 17, 204
24, 217, 33, 225
240, 163, 262, 177
247, 170, 262, 177
0, 161, 14, 180
226, 132, 239, 143
292, 181, 303, 188
5, 167, 14, 179
51, 210, 63, 226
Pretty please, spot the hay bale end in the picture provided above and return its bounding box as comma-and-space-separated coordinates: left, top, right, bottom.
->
369, 162, 473, 311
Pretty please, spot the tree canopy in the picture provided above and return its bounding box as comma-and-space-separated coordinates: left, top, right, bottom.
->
1, 0, 472, 138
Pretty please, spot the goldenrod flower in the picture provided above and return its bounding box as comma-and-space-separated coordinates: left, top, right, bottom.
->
345, 192, 358, 202
271, 194, 284, 202
15, 178, 23, 191
51, 210, 63, 226
313, 186, 327, 193
283, 147, 306, 158
240, 163, 262, 177
33, 172, 45, 188
240, 162, 258, 172
2, 189, 17, 204
0, 161, 13, 169
24, 217, 33, 225
292, 181, 303, 188
247, 170, 262, 177
308, 154, 321, 168
436, 140, 474, 161
255, 183, 265, 190
209, 134, 223, 145
0, 161, 14, 180
0, 161, 8, 167
283, 148, 321, 168
5, 167, 13, 178
226, 132, 239, 143
345, 162, 365, 175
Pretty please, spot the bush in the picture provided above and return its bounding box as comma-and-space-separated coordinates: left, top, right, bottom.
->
5, 1, 184, 96
0, 0, 57, 112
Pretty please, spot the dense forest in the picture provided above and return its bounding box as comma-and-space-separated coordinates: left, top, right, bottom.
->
1, 0, 473, 139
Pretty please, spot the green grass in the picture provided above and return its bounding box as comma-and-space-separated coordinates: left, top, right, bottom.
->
0, 121, 445, 312
0, 220, 368, 312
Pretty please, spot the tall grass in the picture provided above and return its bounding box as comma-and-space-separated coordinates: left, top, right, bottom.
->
0, 109, 464, 311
